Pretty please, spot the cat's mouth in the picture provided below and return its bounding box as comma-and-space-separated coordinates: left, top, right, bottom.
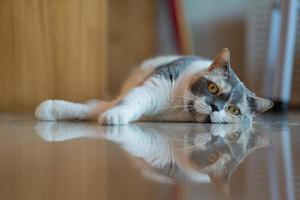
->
187, 100, 211, 123
187, 100, 196, 114
203, 115, 211, 123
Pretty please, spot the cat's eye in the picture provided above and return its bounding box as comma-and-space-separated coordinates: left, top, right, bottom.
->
207, 82, 219, 95
226, 132, 240, 142
207, 151, 219, 163
227, 105, 240, 115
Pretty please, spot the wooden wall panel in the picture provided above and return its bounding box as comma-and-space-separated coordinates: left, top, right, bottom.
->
0, 0, 107, 112
107, 0, 155, 96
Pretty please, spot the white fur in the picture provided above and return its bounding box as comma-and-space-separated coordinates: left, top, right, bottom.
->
35, 56, 213, 125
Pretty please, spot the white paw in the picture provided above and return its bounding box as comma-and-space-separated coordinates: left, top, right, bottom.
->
35, 122, 101, 141
35, 100, 56, 121
98, 108, 131, 125
35, 122, 59, 141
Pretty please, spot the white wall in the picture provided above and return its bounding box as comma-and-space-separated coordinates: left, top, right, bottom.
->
183, 0, 247, 78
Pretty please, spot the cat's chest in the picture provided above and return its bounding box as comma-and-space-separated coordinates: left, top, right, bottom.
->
141, 109, 194, 122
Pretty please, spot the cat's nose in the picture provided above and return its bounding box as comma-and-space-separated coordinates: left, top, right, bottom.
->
210, 104, 220, 112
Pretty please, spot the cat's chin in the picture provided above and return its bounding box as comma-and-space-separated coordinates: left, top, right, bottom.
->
194, 113, 211, 123
202, 115, 211, 123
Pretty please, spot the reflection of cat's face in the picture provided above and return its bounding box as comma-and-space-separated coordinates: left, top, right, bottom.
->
186, 124, 252, 170
181, 123, 269, 194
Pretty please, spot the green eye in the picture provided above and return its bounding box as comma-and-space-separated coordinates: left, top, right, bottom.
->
227, 105, 240, 115
207, 151, 219, 163
207, 82, 219, 95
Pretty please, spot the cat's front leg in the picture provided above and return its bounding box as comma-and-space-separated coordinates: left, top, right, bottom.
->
99, 80, 171, 125
98, 105, 135, 125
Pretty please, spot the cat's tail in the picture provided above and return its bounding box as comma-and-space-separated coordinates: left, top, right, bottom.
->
35, 99, 118, 121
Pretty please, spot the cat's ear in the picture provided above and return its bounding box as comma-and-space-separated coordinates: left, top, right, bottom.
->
250, 96, 273, 114
209, 172, 230, 197
209, 48, 230, 71
248, 133, 271, 153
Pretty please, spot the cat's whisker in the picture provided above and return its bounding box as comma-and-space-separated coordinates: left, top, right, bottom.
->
170, 137, 194, 142
172, 95, 195, 101
162, 106, 188, 117
163, 107, 184, 113
174, 144, 198, 151
189, 94, 199, 102
162, 104, 188, 114
166, 105, 186, 109
174, 109, 188, 119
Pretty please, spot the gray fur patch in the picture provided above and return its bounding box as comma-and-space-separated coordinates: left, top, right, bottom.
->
229, 84, 247, 104
154, 56, 200, 81
247, 96, 256, 112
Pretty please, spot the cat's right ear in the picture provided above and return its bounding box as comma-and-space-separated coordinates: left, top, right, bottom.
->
209, 172, 230, 197
248, 133, 271, 153
250, 96, 274, 114
209, 48, 230, 71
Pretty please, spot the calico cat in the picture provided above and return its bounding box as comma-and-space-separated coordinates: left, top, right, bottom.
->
35, 48, 273, 124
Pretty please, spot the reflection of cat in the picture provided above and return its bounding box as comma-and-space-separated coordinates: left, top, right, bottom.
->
35, 122, 270, 196
103, 123, 270, 196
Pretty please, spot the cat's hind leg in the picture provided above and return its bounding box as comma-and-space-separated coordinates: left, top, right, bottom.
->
35, 99, 116, 121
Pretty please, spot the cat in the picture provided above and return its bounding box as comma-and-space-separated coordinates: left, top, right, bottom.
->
35, 48, 273, 125
35, 122, 270, 196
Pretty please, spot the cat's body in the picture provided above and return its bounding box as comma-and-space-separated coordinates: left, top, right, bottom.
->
35, 48, 273, 124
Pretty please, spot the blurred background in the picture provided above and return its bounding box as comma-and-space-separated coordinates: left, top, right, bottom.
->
0, 0, 299, 112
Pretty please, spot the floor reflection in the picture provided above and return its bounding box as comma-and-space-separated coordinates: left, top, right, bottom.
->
35, 122, 271, 197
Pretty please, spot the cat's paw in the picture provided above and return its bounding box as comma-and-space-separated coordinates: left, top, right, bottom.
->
35, 122, 60, 141
98, 108, 131, 125
35, 100, 56, 121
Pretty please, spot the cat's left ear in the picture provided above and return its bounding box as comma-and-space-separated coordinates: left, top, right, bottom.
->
209, 48, 231, 71
250, 96, 273, 114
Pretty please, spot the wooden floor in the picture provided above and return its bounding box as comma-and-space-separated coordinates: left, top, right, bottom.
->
0, 113, 299, 200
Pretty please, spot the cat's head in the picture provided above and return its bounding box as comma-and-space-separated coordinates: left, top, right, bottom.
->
186, 48, 273, 123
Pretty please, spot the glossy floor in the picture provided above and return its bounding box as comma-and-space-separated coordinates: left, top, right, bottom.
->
0, 113, 299, 200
